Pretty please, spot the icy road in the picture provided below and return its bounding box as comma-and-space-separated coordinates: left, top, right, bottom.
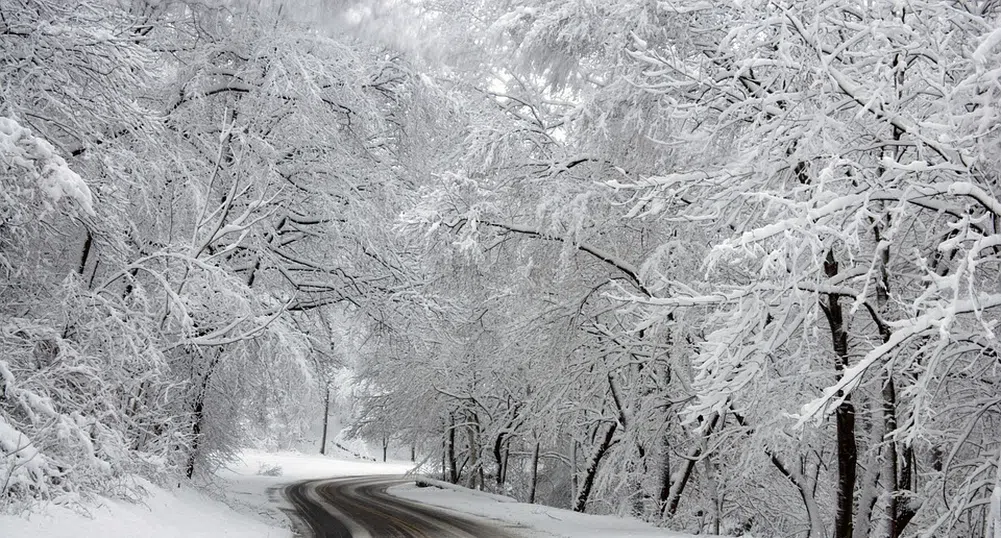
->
284, 475, 518, 537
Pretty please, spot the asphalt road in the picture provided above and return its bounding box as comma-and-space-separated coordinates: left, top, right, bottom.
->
284, 475, 517, 538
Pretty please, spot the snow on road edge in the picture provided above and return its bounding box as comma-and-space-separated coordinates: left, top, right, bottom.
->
0, 476, 288, 538
1, 451, 720, 538
390, 478, 708, 538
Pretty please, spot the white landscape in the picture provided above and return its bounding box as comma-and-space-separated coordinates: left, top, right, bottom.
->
2, 0, 1001, 537
1, 449, 702, 537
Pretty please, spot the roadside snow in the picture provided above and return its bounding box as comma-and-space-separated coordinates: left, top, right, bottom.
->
217, 448, 414, 527
390, 479, 706, 538
0, 450, 411, 538
1, 450, 711, 538
224, 449, 414, 481
0, 476, 287, 538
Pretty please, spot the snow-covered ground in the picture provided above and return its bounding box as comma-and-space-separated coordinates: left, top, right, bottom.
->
218, 448, 414, 529
0, 475, 286, 538
392, 478, 705, 538
1, 449, 707, 538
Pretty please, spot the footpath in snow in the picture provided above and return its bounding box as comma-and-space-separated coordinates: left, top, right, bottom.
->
1, 449, 707, 538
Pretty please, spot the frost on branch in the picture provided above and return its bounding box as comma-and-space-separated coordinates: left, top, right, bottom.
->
0, 323, 116, 508
0, 117, 95, 217
0, 408, 53, 501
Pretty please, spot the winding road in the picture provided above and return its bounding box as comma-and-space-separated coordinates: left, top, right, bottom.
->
284, 475, 518, 538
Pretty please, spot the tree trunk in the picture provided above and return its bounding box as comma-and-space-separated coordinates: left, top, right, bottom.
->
185, 394, 204, 479
502, 444, 510, 486
571, 440, 578, 502
382, 435, 388, 462
573, 422, 617, 512
881, 374, 917, 538
465, 411, 481, 490
834, 400, 858, 538
658, 432, 671, 508
770, 453, 826, 538
664, 413, 720, 519
320, 385, 330, 455
447, 414, 459, 483
184, 350, 219, 479
441, 438, 448, 482
823, 250, 858, 538
880, 34, 916, 538
853, 417, 884, 538
703, 454, 721, 535
882, 373, 899, 538
77, 228, 92, 277
895, 448, 916, 538
529, 441, 540, 504
493, 431, 507, 487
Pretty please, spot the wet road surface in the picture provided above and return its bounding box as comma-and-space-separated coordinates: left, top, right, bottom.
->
284, 475, 517, 538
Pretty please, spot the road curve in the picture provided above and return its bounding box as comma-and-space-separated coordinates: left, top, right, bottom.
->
284, 475, 518, 538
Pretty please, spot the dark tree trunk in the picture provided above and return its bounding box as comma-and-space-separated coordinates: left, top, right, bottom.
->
882, 374, 917, 538
320, 385, 330, 455
465, 411, 483, 490
573, 422, 617, 513
77, 228, 92, 276
447, 414, 459, 484
184, 348, 220, 479
823, 250, 857, 538
493, 432, 507, 487
186, 395, 205, 479
502, 446, 510, 485
529, 441, 540, 503
658, 433, 671, 507
663, 413, 719, 518
571, 440, 578, 501
834, 401, 857, 538
441, 439, 448, 482
883, 373, 898, 538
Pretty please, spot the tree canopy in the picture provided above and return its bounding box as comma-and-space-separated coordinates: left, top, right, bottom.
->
2, 1, 1000, 537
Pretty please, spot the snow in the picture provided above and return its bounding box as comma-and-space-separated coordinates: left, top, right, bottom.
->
973, 26, 1001, 67
989, 449, 1001, 538
0, 415, 47, 493
0, 116, 95, 215
0, 476, 286, 538
217, 449, 414, 524
222, 451, 704, 537
391, 478, 704, 538
0, 450, 411, 538
1, 450, 707, 538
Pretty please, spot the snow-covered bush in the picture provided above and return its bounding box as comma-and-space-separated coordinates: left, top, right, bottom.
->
0, 276, 193, 510
0, 115, 183, 508
0, 117, 118, 509
0, 322, 117, 508
255, 463, 282, 477
0, 117, 95, 218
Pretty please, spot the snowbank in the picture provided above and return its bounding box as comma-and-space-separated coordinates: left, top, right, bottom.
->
223, 449, 414, 481
0, 477, 287, 538
215, 449, 416, 527
392, 478, 707, 538
1, 450, 715, 538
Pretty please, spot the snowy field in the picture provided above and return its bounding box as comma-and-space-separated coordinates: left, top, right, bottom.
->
1, 450, 706, 538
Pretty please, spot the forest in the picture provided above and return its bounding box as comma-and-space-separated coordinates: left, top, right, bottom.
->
2, 0, 1000, 537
